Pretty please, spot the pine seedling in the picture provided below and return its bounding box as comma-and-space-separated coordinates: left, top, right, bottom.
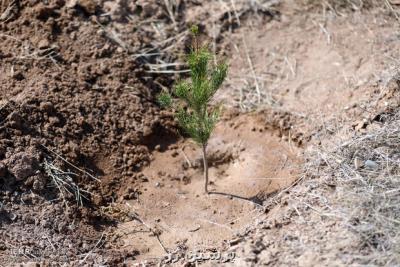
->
158, 25, 228, 194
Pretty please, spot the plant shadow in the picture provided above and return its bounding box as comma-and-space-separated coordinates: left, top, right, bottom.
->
208, 191, 264, 206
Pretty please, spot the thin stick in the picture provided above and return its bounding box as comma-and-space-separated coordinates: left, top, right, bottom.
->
317, 22, 331, 44
230, 0, 241, 27
284, 56, 296, 77
242, 34, 261, 103
155, 234, 168, 254
163, 0, 178, 31
145, 69, 190, 74
46, 235, 56, 251
384, 0, 400, 22
198, 218, 233, 232
79, 233, 105, 264
230, 1, 262, 104
181, 147, 192, 168
125, 204, 169, 254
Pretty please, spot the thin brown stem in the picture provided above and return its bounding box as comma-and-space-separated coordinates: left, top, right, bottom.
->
202, 143, 209, 194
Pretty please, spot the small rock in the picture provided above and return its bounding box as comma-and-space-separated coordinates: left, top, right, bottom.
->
39, 101, 54, 113
355, 119, 368, 131
97, 14, 111, 24
23, 214, 35, 224
32, 175, 46, 191
97, 29, 106, 37
155, 144, 161, 151
9, 213, 18, 221
92, 194, 104, 206
48, 116, 60, 125
7, 152, 39, 181
79, 0, 97, 13
7, 111, 23, 129
365, 160, 378, 170
137, 174, 148, 182
354, 157, 364, 169
37, 39, 50, 50
143, 125, 152, 137
127, 159, 134, 167
67, 0, 97, 14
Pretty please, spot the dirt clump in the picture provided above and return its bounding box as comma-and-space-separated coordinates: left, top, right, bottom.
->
6, 152, 39, 181
0, 0, 179, 265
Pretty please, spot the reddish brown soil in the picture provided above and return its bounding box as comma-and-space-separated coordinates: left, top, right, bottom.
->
0, 0, 399, 266
0, 0, 281, 265
0, 0, 179, 265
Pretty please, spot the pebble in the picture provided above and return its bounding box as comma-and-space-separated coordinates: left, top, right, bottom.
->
364, 160, 378, 170
354, 157, 363, 169
9, 213, 18, 221
355, 119, 368, 131
39, 101, 54, 113
38, 39, 50, 50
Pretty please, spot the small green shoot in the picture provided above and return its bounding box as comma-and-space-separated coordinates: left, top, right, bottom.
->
158, 26, 228, 194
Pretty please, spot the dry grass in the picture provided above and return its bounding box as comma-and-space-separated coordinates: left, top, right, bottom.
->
231, 80, 400, 265
43, 159, 90, 207
301, 0, 400, 21
312, 112, 400, 265
303, 0, 379, 10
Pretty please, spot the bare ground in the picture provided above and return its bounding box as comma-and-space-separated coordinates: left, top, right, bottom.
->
0, 0, 400, 266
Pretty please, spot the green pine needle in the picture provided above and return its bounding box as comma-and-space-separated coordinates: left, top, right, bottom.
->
158, 26, 227, 146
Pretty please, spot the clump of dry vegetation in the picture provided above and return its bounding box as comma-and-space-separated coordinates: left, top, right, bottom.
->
327, 118, 400, 264
232, 108, 400, 266
302, 0, 385, 11
312, 111, 400, 265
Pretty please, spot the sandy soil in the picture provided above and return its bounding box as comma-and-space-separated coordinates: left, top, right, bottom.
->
118, 112, 301, 264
